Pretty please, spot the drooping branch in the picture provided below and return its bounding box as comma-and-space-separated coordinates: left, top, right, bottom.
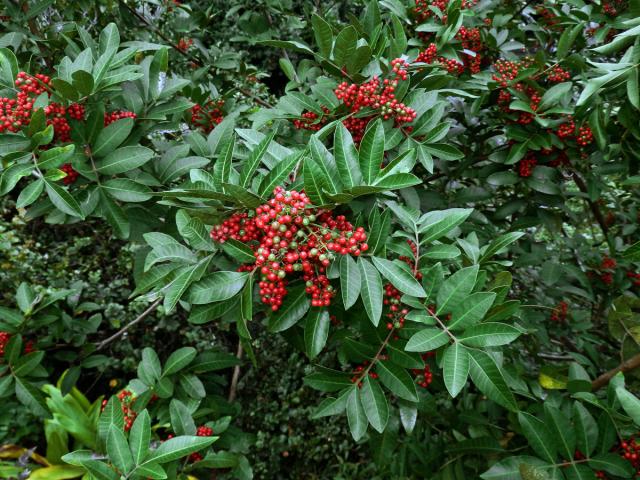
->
592, 352, 640, 391
94, 298, 162, 351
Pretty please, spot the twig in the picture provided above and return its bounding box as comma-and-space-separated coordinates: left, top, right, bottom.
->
228, 342, 244, 402
537, 352, 574, 361
592, 352, 640, 391
94, 298, 162, 351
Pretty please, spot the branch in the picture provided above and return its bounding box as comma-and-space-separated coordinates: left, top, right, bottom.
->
94, 298, 162, 351
228, 341, 244, 402
571, 170, 610, 239
592, 352, 640, 391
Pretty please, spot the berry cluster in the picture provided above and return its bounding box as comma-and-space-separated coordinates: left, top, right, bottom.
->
210, 188, 368, 310
60, 163, 79, 185
618, 436, 640, 477
412, 361, 433, 388
602, 0, 627, 16
383, 283, 408, 330
292, 107, 330, 131
0, 333, 35, 359
0, 332, 10, 357
177, 37, 193, 52
104, 110, 137, 126
455, 26, 484, 74
189, 425, 214, 462
492, 59, 531, 88
546, 65, 571, 83
0, 72, 86, 143
415, 43, 438, 64
350, 360, 380, 387
627, 271, 640, 287
101, 390, 137, 431
517, 153, 537, 177
550, 301, 568, 322
190, 100, 225, 133
414, 0, 477, 23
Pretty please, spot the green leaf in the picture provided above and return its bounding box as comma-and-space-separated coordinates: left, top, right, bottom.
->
170, 399, 196, 436
239, 131, 275, 188
305, 308, 330, 359
517, 412, 557, 462
144, 436, 216, 465
539, 82, 572, 111
419, 208, 473, 244
442, 343, 469, 397
102, 179, 152, 202
96, 146, 154, 175
372, 257, 426, 298
459, 323, 521, 347
469, 350, 518, 412
346, 387, 368, 441
311, 388, 351, 419
134, 463, 167, 479
588, 453, 635, 477
0, 134, 30, 155
405, 327, 450, 352
163, 347, 197, 376
358, 257, 383, 326
268, 285, 310, 333
361, 376, 389, 433
340, 254, 361, 310
304, 369, 353, 392
98, 397, 124, 445
480, 232, 524, 262
238, 278, 252, 339
422, 143, 464, 160
189, 272, 248, 304
311, 14, 333, 58
14, 377, 49, 417
436, 265, 479, 315
574, 402, 598, 457
544, 403, 575, 459
257, 151, 302, 198
44, 180, 85, 219
80, 460, 118, 480
16, 179, 44, 208
107, 424, 133, 474
13, 351, 44, 377
334, 123, 362, 189
129, 410, 151, 465
92, 118, 134, 157
557, 23, 583, 59
448, 292, 496, 330
220, 238, 255, 263
140, 347, 162, 383
333, 26, 358, 66
376, 360, 418, 402
38, 145, 75, 169
303, 156, 328, 205
99, 191, 129, 239
359, 119, 384, 185
616, 387, 640, 426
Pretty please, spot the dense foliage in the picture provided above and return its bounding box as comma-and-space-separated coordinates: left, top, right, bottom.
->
1, 0, 640, 479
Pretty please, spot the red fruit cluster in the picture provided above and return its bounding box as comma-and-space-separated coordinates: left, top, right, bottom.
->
603, 0, 627, 16
61, 163, 78, 185
0, 333, 35, 358
415, 43, 438, 64
492, 59, 528, 87
190, 99, 225, 132
0, 72, 86, 143
293, 106, 330, 131
177, 37, 193, 52
546, 65, 571, 83
550, 301, 568, 322
101, 390, 137, 431
517, 153, 537, 177
0, 332, 10, 357
104, 110, 137, 126
627, 271, 640, 287
414, 0, 477, 23
350, 360, 380, 387
455, 26, 484, 74
383, 283, 408, 330
576, 125, 594, 146
334, 63, 416, 123
210, 187, 368, 310
189, 425, 214, 462
601, 256, 617, 270
412, 362, 433, 388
